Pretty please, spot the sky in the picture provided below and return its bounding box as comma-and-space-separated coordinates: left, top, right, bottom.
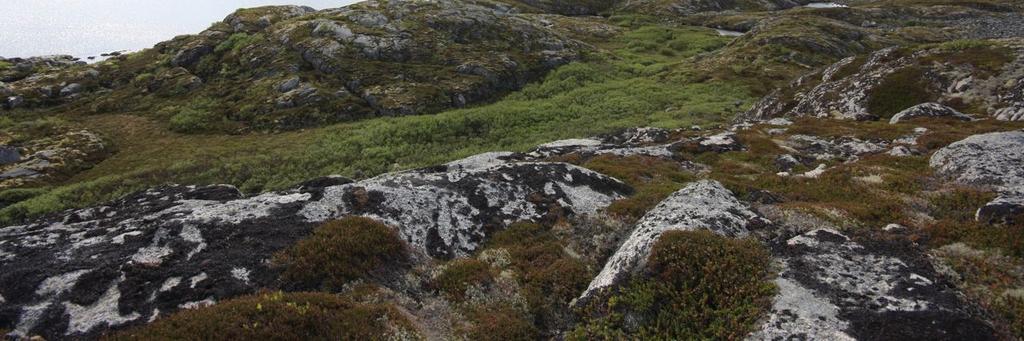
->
0, 0, 361, 58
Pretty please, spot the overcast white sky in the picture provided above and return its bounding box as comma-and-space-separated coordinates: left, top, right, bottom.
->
0, 0, 361, 57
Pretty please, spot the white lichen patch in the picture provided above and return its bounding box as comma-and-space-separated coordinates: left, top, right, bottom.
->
747, 277, 853, 341
130, 246, 173, 266
157, 192, 312, 225
189, 272, 208, 288
231, 267, 252, 284
63, 282, 141, 335
13, 302, 51, 337
159, 277, 182, 292
179, 297, 216, 310
36, 269, 91, 296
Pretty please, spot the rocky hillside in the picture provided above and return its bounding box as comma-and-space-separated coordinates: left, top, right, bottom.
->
3, 0, 1024, 339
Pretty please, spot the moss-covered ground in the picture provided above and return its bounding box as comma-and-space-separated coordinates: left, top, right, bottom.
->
0, 23, 752, 223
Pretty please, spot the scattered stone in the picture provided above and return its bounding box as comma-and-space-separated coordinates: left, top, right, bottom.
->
277, 77, 301, 93
975, 189, 1024, 223
888, 145, 917, 157
0, 146, 21, 165
691, 131, 743, 153
4, 95, 23, 109
782, 135, 888, 161
798, 164, 829, 178
883, 223, 906, 231
765, 117, 794, 126
59, 83, 83, 98
0, 130, 108, 188
889, 103, 972, 124
774, 154, 802, 172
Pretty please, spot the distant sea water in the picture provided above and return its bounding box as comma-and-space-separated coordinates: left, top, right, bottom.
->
0, 0, 360, 59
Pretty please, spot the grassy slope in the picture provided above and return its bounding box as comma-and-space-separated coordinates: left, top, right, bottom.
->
0, 24, 752, 223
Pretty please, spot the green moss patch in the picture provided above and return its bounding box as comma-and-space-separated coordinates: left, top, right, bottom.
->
581, 155, 697, 221
571, 230, 775, 339
865, 67, 934, 119
273, 217, 410, 291
109, 291, 418, 340
488, 222, 592, 333
433, 258, 495, 301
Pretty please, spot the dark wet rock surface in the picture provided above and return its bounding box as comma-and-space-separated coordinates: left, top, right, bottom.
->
749, 229, 997, 340
0, 156, 631, 338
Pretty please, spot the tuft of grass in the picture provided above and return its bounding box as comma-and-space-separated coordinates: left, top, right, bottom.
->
934, 244, 1024, 339
571, 230, 775, 339
0, 188, 49, 208
487, 222, 592, 334
581, 155, 697, 221
273, 217, 410, 291
108, 291, 418, 340
215, 33, 264, 55
460, 304, 539, 340
433, 258, 494, 301
0, 60, 12, 70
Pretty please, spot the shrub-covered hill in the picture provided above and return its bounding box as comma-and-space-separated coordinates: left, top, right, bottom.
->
3, 0, 1024, 339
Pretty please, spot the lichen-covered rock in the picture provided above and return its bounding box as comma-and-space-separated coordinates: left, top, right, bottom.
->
742, 40, 1024, 122
687, 131, 744, 153
780, 134, 888, 161
889, 102, 972, 124
581, 180, 768, 298
138, 0, 602, 129
975, 189, 1024, 223
525, 127, 685, 159
0, 157, 630, 338
300, 162, 632, 258
930, 131, 1024, 188
748, 229, 997, 340
932, 131, 1024, 223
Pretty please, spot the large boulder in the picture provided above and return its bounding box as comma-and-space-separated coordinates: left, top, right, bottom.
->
889, 102, 972, 124
930, 131, 1024, 188
0, 157, 630, 338
749, 229, 997, 340
931, 131, 1024, 222
581, 180, 768, 298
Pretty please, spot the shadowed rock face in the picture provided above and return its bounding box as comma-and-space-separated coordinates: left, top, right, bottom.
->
0, 159, 631, 338
750, 229, 997, 340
